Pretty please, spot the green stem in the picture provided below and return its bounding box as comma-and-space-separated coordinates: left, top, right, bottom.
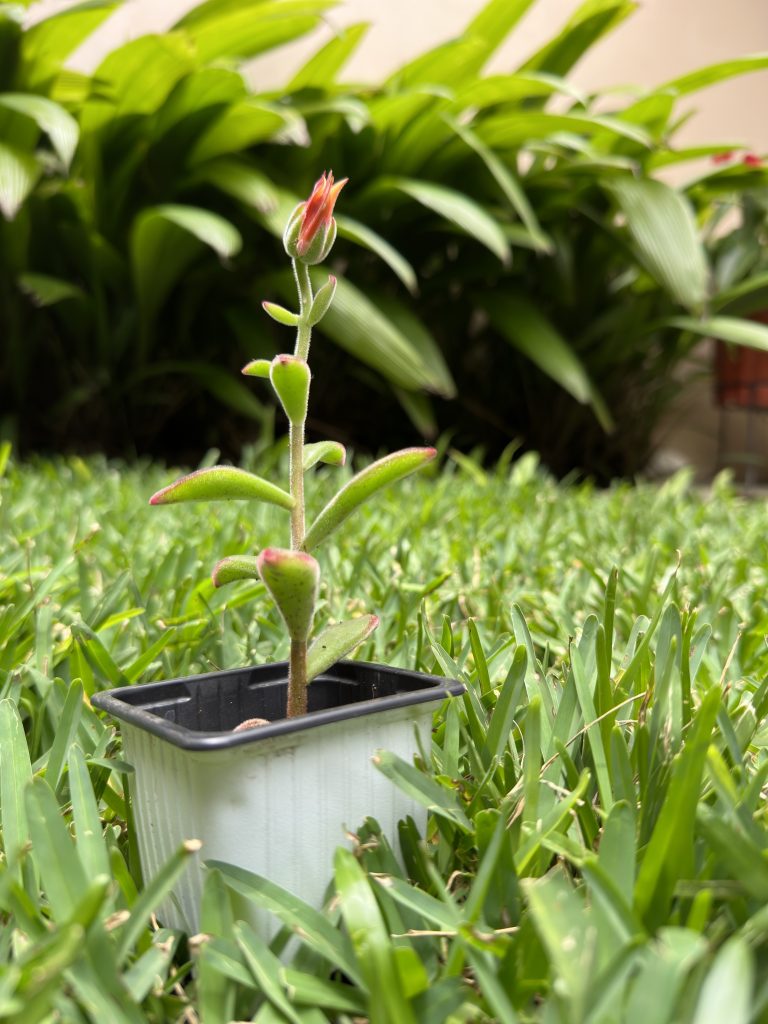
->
287, 259, 313, 715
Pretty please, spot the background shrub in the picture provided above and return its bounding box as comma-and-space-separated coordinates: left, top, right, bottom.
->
2, 0, 768, 478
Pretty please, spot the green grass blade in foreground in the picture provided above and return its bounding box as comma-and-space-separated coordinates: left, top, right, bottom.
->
372, 750, 472, 833
334, 847, 418, 1024
692, 936, 753, 1024
634, 686, 720, 928
26, 778, 88, 920
0, 698, 34, 879
208, 861, 362, 985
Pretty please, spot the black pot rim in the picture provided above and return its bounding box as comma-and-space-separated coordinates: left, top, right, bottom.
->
92, 660, 464, 751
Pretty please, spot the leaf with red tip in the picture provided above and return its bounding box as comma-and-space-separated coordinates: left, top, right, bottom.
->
307, 615, 379, 682
303, 441, 346, 471
212, 556, 261, 588
149, 467, 293, 510
303, 447, 436, 551
257, 547, 319, 642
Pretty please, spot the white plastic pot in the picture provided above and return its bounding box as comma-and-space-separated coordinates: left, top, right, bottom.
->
93, 660, 462, 936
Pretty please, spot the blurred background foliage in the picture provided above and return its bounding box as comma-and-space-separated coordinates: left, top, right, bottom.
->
2, 0, 768, 479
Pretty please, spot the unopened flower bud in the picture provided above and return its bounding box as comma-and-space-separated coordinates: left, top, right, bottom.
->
283, 171, 347, 265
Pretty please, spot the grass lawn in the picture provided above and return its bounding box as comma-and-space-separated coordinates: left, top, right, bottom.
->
1, 443, 767, 1022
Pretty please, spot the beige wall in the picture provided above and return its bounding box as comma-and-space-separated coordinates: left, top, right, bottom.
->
31, 0, 768, 478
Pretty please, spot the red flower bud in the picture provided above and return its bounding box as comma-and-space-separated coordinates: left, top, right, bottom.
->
743, 153, 762, 168
283, 171, 347, 265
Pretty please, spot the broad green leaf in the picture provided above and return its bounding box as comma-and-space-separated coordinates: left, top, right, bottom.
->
464, 0, 538, 59
383, 177, 510, 265
289, 21, 369, 89
17, 273, 84, 307
303, 447, 436, 551
190, 99, 290, 163
372, 750, 472, 833
0, 93, 78, 167
666, 315, 768, 352
176, 0, 335, 63
610, 178, 708, 310
477, 110, 651, 149
150, 466, 293, 510
306, 615, 379, 681
152, 66, 246, 138
131, 205, 241, 328
21, 2, 118, 82
0, 698, 33, 875
446, 117, 552, 253
212, 555, 261, 588
334, 847, 418, 1024
662, 54, 768, 96
0, 141, 40, 220
90, 34, 196, 118
303, 440, 346, 471
195, 158, 280, 214
692, 936, 753, 1024
335, 214, 418, 294
482, 292, 613, 429
520, 0, 636, 78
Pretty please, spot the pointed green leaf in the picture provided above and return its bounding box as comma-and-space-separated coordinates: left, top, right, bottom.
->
289, 21, 369, 90
242, 358, 272, 377
303, 441, 346, 471
384, 177, 511, 265
335, 215, 418, 294
303, 447, 436, 551
307, 615, 379, 681
68, 746, 110, 881
0, 141, 40, 220
662, 53, 768, 96
149, 466, 293, 510
482, 292, 613, 430
212, 555, 262, 588
372, 750, 472, 833
0, 92, 78, 167
610, 177, 708, 310
308, 274, 337, 325
235, 922, 303, 1024
262, 301, 299, 326
666, 315, 768, 352
17, 272, 84, 307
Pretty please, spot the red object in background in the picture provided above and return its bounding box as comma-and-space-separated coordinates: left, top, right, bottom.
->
715, 312, 768, 408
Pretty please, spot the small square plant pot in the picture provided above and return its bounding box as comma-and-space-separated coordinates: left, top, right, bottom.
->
92, 660, 463, 936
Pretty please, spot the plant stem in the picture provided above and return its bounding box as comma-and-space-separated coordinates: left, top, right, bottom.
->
287, 259, 313, 716
288, 641, 308, 717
